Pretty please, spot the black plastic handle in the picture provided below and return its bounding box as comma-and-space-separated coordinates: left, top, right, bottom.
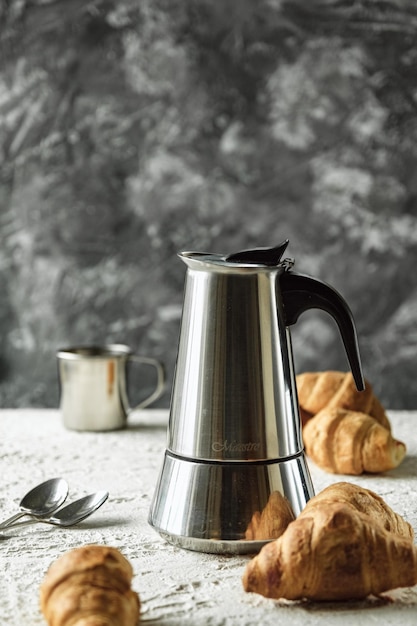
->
226, 240, 289, 265
280, 271, 364, 391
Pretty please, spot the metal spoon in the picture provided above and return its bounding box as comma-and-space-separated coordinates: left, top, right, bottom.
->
0, 478, 69, 529
2, 490, 109, 532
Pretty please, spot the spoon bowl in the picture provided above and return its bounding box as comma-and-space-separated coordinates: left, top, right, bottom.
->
3, 491, 109, 531
45, 490, 109, 527
0, 478, 69, 529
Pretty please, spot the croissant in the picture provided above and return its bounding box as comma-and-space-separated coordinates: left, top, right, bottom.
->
243, 482, 416, 601
40, 545, 140, 626
301, 481, 413, 539
296, 371, 390, 429
302, 407, 406, 474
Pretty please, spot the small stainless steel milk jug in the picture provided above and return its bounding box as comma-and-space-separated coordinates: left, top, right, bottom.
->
149, 241, 364, 553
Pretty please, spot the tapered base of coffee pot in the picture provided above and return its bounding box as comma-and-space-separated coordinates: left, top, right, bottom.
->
148, 451, 315, 554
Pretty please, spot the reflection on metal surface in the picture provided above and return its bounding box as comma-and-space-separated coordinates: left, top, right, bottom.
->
244, 490, 295, 541
149, 451, 313, 554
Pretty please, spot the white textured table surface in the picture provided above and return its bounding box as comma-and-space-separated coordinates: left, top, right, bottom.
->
1, 409, 417, 625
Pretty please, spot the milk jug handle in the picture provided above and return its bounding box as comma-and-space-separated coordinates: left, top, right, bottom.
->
280, 271, 364, 391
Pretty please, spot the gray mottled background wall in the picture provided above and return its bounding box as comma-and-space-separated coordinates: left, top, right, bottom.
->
1, 0, 417, 409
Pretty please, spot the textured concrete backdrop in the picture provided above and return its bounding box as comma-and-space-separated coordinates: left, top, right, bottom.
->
1, 0, 417, 409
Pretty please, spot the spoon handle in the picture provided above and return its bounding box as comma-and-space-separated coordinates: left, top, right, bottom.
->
0, 511, 26, 529
1, 517, 50, 530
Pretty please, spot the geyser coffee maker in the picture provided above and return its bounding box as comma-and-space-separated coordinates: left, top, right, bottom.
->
149, 241, 364, 553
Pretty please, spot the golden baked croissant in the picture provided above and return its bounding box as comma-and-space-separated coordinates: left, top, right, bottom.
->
296, 371, 390, 429
243, 482, 416, 601
40, 545, 140, 626
302, 481, 413, 539
303, 407, 406, 475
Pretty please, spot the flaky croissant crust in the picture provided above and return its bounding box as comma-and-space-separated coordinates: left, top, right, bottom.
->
302, 481, 413, 539
296, 371, 390, 429
40, 545, 140, 626
303, 407, 406, 475
296, 371, 406, 475
243, 482, 416, 601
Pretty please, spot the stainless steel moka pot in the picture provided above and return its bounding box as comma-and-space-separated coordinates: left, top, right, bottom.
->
149, 241, 364, 554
